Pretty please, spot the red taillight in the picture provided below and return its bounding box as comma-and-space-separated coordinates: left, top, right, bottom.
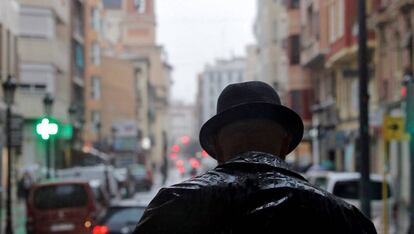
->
201, 150, 209, 158
93, 225, 109, 234
189, 158, 200, 169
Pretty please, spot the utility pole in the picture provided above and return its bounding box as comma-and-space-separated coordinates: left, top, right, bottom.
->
405, 70, 414, 233
3, 75, 17, 234
357, 0, 371, 218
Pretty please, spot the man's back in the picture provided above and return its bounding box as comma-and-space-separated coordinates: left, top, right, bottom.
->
134, 152, 376, 234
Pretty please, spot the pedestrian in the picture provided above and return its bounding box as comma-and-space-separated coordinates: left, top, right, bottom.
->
18, 171, 33, 201
133, 81, 376, 234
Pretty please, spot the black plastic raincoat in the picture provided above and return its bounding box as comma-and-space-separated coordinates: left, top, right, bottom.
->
133, 152, 377, 234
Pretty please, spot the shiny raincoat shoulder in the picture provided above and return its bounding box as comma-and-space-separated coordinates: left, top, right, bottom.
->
133, 152, 377, 234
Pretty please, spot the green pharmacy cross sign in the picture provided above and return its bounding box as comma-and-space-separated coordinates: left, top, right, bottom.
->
36, 118, 59, 140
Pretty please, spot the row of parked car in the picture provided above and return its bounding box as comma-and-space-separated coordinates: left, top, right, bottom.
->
306, 171, 395, 234
26, 179, 147, 234
25, 163, 152, 234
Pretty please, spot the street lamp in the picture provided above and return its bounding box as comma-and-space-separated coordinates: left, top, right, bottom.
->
96, 121, 102, 149
43, 93, 54, 179
3, 75, 17, 234
67, 104, 77, 167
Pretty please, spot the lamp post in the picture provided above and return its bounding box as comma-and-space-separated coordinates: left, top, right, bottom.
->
43, 93, 54, 179
96, 121, 102, 149
404, 70, 414, 233
3, 75, 17, 234
68, 104, 77, 144
357, 0, 371, 218
67, 104, 77, 168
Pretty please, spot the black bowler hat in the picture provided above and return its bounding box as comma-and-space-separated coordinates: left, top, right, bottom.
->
199, 81, 304, 159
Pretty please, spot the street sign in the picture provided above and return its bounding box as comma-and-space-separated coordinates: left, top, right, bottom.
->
36, 118, 58, 140
383, 116, 405, 141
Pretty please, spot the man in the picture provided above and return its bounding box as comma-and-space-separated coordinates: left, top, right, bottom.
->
133, 81, 376, 234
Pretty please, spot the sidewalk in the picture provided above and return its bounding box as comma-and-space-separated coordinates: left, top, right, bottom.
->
0, 199, 26, 234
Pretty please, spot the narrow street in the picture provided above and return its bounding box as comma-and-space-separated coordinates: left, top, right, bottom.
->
134, 168, 190, 205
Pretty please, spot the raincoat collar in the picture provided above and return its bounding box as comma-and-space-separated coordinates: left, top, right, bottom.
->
220, 151, 307, 181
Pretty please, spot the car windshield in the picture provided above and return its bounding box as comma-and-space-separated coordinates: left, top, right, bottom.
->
130, 166, 147, 176
333, 180, 392, 200
103, 207, 145, 228
34, 184, 88, 210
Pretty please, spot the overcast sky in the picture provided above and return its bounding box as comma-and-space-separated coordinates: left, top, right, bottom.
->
156, 0, 257, 104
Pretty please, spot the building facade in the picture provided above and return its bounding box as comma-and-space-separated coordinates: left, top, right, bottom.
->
101, 0, 171, 169
254, 0, 289, 98
199, 58, 247, 124
323, 0, 378, 172
15, 0, 72, 172
69, 0, 86, 150
84, 0, 104, 145
300, 0, 335, 166
370, 0, 414, 229
0, 0, 19, 187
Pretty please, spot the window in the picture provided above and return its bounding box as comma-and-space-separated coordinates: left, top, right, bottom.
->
91, 7, 101, 31
351, 79, 358, 113
34, 84, 47, 92
91, 111, 101, 133
91, 76, 101, 100
329, 1, 336, 43
0, 30, 2, 73
289, 35, 300, 65
290, 90, 302, 116
288, 0, 300, 9
19, 63, 55, 93
91, 42, 101, 65
103, 0, 122, 9
333, 180, 391, 200
338, 0, 345, 38
19, 7, 55, 38
34, 184, 88, 210
134, 0, 146, 13
74, 42, 85, 77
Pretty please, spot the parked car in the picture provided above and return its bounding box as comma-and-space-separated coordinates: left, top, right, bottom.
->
89, 180, 111, 211
113, 167, 134, 198
128, 164, 153, 191
93, 200, 146, 234
306, 172, 396, 234
57, 165, 120, 199
26, 180, 102, 234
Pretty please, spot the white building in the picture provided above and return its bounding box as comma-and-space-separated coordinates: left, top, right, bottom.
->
15, 0, 71, 172
168, 101, 196, 146
254, 0, 289, 99
200, 58, 247, 124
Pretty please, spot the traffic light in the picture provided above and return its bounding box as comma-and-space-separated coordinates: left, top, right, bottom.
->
35, 118, 58, 140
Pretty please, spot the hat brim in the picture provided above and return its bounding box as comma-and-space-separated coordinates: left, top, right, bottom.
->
199, 102, 304, 159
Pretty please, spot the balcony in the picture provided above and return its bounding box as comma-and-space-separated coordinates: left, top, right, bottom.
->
398, 0, 414, 12
301, 36, 327, 68
73, 18, 84, 43
18, 38, 70, 74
